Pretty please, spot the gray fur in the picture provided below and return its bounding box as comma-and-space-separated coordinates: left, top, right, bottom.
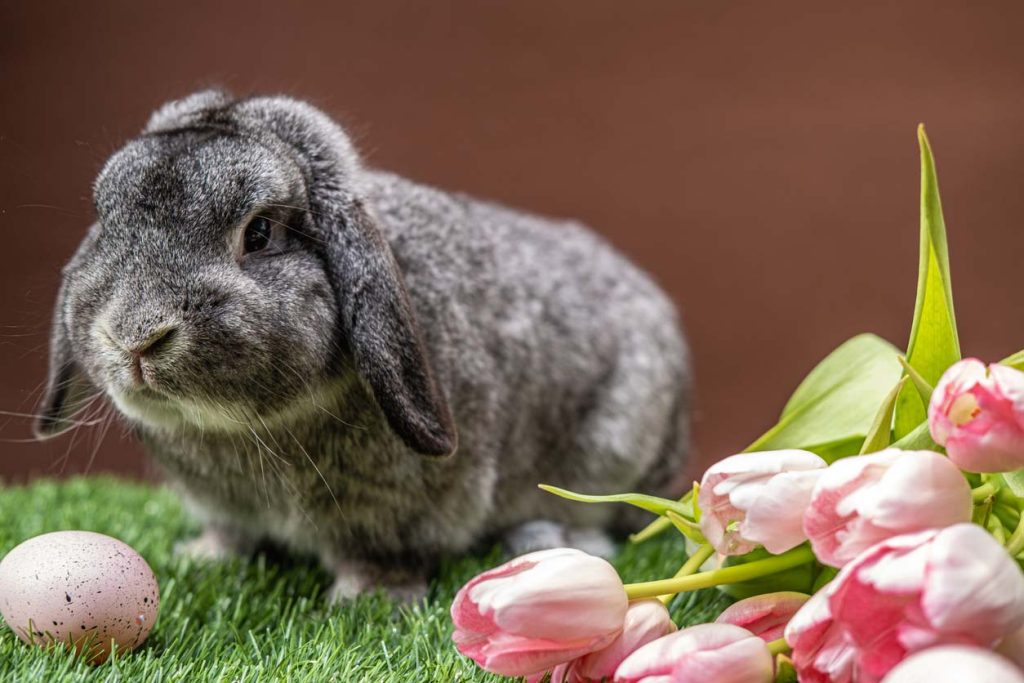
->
36, 90, 691, 598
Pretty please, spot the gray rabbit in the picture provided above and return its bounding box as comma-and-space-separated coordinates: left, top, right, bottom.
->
35, 90, 690, 600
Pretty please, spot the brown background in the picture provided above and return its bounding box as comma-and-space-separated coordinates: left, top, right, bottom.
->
2, 1, 1024, 484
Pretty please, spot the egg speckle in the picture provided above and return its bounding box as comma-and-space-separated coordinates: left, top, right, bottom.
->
0, 531, 159, 663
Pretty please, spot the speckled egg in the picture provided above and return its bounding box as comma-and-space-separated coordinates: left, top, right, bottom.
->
0, 531, 159, 663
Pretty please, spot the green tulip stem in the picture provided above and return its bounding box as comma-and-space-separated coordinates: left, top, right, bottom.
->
657, 543, 715, 605
1006, 511, 1024, 557
767, 637, 792, 656
624, 546, 816, 600
972, 481, 998, 503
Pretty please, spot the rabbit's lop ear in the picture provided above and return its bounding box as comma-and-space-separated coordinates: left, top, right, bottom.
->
35, 282, 94, 439
328, 201, 458, 458
230, 94, 457, 457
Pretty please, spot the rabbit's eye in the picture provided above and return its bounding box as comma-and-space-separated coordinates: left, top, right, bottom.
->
243, 217, 273, 254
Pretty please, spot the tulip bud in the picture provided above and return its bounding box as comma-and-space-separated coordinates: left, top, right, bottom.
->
881, 645, 1024, 683
614, 623, 774, 683
803, 449, 972, 567
533, 600, 677, 683
699, 450, 827, 555
451, 548, 628, 677
715, 591, 810, 642
928, 358, 1024, 472
784, 589, 857, 683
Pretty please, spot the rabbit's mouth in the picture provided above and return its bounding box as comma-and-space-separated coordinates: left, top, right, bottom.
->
109, 375, 356, 437
131, 386, 168, 402
111, 387, 251, 434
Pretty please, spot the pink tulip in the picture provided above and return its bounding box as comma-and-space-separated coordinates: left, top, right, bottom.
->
699, 449, 828, 555
451, 548, 628, 677
715, 591, 810, 642
614, 623, 774, 683
533, 600, 677, 683
803, 449, 972, 568
784, 589, 857, 683
928, 358, 1024, 472
788, 524, 1024, 683
881, 645, 1024, 683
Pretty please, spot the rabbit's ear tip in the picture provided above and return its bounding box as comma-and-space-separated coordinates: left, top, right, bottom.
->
32, 415, 68, 440
33, 388, 86, 440
414, 429, 458, 458
389, 408, 458, 457
35, 350, 92, 441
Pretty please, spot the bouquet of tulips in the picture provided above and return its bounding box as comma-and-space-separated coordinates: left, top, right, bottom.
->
449, 127, 1024, 683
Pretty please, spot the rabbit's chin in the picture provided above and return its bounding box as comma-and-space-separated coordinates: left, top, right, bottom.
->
107, 378, 348, 435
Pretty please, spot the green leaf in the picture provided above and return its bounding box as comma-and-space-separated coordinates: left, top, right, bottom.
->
894, 125, 961, 439
809, 437, 867, 463
859, 377, 907, 454
891, 419, 941, 451
537, 484, 694, 519
744, 334, 902, 457
665, 510, 707, 544
774, 656, 798, 683
812, 566, 840, 592
1001, 349, 1024, 372
1001, 470, 1024, 498
898, 355, 935, 407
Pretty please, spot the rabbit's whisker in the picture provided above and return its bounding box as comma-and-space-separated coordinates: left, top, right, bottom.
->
253, 414, 290, 468
83, 405, 117, 475
0, 388, 107, 426
276, 358, 370, 432
246, 426, 272, 509
14, 203, 89, 220
284, 424, 343, 516
48, 393, 109, 474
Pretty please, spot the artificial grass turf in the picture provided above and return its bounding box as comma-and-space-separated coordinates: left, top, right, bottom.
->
0, 477, 730, 682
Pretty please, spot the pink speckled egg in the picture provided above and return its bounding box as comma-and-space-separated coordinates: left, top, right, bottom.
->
0, 531, 159, 663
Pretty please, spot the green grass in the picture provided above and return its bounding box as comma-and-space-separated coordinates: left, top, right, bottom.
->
0, 477, 729, 682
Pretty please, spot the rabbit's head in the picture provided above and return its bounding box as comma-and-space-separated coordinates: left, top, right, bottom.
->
35, 90, 457, 457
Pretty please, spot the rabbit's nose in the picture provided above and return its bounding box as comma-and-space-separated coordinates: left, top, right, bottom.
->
124, 326, 177, 384
99, 321, 179, 387
126, 325, 178, 358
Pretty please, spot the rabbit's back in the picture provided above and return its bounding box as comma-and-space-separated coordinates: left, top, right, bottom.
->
366, 172, 690, 535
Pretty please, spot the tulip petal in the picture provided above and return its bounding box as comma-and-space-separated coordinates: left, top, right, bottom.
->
615, 623, 772, 683
672, 635, 774, 683
921, 524, 1024, 643
572, 600, 676, 682
786, 587, 857, 683
881, 645, 1024, 683
716, 591, 810, 642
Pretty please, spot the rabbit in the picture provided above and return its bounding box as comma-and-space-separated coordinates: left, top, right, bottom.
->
34, 90, 691, 601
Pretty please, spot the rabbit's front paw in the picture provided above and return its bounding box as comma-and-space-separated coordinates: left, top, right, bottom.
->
504, 521, 616, 559
174, 527, 255, 562
503, 519, 567, 555
326, 560, 427, 605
